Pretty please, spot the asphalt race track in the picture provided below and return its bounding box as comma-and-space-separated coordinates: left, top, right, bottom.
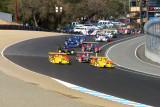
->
3, 34, 160, 106
107, 36, 160, 77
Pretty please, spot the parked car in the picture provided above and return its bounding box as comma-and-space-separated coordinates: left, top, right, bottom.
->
61, 27, 74, 33
98, 20, 114, 28
73, 27, 86, 33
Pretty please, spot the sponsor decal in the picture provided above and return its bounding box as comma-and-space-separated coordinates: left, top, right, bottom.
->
149, 6, 160, 11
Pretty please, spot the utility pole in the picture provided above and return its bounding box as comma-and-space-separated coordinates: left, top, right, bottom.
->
15, 0, 17, 23
139, 0, 142, 33
123, 0, 127, 18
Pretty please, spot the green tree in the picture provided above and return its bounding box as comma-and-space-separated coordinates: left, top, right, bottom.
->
0, 0, 10, 13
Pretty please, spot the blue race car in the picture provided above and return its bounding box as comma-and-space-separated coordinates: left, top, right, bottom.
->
65, 35, 86, 47
58, 44, 75, 55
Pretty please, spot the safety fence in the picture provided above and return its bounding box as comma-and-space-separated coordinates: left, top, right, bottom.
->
144, 18, 160, 55
0, 25, 50, 32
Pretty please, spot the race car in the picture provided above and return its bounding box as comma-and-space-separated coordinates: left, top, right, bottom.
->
76, 52, 93, 63
48, 52, 69, 64
90, 56, 114, 68
82, 28, 98, 36
94, 33, 110, 42
105, 31, 116, 38
81, 42, 99, 53
65, 35, 86, 47
117, 27, 131, 34
58, 44, 75, 55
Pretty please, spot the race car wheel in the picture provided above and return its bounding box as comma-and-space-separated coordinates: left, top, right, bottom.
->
78, 58, 82, 63
96, 63, 99, 67
71, 50, 74, 55
93, 62, 95, 67
58, 50, 62, 53
52, 59, 54, 63
49, 59, 52, 63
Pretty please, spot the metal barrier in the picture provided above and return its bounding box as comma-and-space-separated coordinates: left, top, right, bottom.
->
0, 25, 49, 32
144, 18, 160, 55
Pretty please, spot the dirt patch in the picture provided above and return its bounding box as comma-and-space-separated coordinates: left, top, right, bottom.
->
0, 19, 19, 25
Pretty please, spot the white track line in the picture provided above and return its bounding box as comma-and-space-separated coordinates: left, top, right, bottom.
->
1, 35, 151, 107
106, 36, 160, 78
135, 43, 160, 68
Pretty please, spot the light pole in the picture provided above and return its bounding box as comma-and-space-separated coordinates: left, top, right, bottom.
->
15, 0, 17, 23
55, 6, 62, 30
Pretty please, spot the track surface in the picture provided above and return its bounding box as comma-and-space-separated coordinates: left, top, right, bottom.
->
107, 36, 160, 77
3, 34, 160, 106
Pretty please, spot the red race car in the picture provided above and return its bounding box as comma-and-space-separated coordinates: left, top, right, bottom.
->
81, 42, 99, 53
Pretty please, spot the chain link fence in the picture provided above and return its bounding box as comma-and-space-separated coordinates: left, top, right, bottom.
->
0, 25, 50, 32
144, 18, 160, 55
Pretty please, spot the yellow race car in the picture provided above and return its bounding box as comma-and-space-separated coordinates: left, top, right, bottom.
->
90, 56, 114, 68
48, 52, 69, 64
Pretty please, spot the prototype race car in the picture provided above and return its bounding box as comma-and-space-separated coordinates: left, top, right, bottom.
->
58, 44, 75, 55
65, 35, 86, 47
82, 28, 98, 36
94, 33, 110, 42
90, 56, 114, 68
81, 42, 99, 53
105, 31, 116, 38
48, 52, 69, 64
76, 52, 92, 63
117, 27, 131, 34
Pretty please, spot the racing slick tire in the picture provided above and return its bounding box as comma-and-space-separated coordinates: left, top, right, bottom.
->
71, 50, 75, 55
58, 50, 62, 53
78, 58, 82, 63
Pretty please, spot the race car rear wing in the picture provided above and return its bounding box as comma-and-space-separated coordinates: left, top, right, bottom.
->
90, 56, 108, 58
76, 52, 93, 54
48, 52, 67, 55
83, 42, 98, 44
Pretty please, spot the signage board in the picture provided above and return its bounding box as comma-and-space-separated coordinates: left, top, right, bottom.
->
149, 6, 160, 11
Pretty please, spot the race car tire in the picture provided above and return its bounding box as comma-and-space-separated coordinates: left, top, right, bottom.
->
71, 50, 75, 55
78, 58, 82, 63
58, 50, 62, 53
93, 62, 95, 67
49, 58, 52, 63
52, 59, 54, 63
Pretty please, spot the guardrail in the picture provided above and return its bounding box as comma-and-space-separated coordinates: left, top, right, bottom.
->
0, 25, 49, 32
144, 18, 160, 55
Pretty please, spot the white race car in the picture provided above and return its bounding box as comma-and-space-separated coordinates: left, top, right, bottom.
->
94, 34, 110, 42
82, 28, 98, 36
105, 31, 116, 38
